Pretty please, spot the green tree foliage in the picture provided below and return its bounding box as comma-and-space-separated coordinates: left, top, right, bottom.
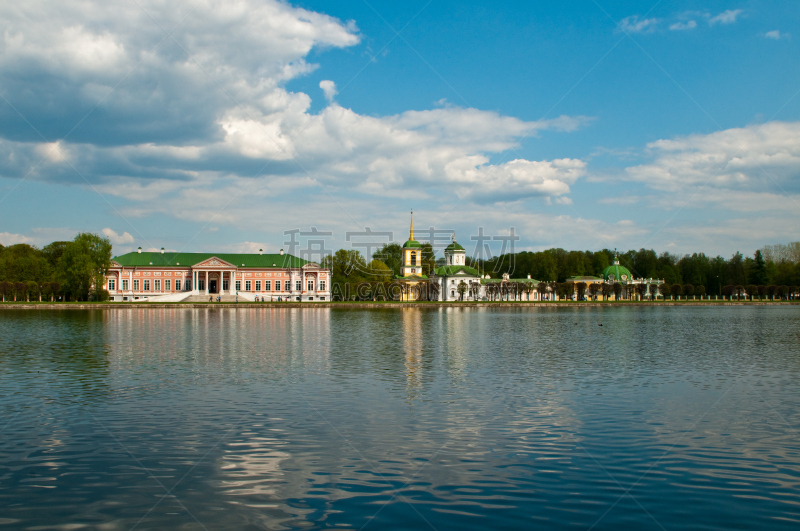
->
419, 242, 436, 277
320, 249, 368, 286
373, 243, 403, 278
57, 233, 112, 301
366, 259, 393, 282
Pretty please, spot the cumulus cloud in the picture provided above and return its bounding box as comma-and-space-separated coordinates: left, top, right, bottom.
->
669, 20, 697, 31
624, 121, 800, 196
709, 9, 743, 25
319, 80, 337, 102
618, 16, 659, 34
0, 0, 591, 217
101, 228, 135, 244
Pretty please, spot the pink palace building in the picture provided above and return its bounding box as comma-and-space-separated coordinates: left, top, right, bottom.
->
104, 248, 330, 302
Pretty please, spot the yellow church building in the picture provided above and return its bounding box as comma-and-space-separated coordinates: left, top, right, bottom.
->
398, 210, 429, 300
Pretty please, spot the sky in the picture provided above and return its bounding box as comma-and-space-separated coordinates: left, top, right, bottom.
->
0, 0, 798, 261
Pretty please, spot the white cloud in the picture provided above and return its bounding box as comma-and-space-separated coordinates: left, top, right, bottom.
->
319, 80, 337, 102
0, 232, 31, 245
625, 121, 800, 194
101, 228, 135, 244
618, 16, 659, 34
669, 20, 697, 31
0, 0, 591, 214
764, 30, 789, 40
709, 9, 743, 25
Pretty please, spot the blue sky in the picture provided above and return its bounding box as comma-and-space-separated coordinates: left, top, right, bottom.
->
0, 0, 797, 260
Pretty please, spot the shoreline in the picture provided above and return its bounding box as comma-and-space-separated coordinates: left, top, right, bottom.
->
0, 301, 798, 310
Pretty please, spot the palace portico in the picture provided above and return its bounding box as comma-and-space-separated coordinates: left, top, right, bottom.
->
104, 248, 330, 302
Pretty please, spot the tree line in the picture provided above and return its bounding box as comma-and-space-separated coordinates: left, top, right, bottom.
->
478, 245, 800, 297
0, 233, 112, 301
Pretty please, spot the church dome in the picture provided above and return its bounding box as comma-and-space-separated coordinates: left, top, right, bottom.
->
445, 241, 465, 251
403, 239, 422, 249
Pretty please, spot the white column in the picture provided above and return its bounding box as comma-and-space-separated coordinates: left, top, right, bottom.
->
205, 271, 208, 295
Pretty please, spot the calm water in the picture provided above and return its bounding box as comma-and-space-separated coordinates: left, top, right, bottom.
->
1, 306, 800, 530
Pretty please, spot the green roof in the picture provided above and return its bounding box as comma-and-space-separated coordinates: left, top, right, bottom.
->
112, 251, 309, 268
434, 265, 480, 277
566, 275, 603, 282
602, 263, 633, 282
445, 241, 465, 251
402, 240, 422, 249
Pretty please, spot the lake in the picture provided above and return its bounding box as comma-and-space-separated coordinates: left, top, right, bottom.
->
1, 306, 799, 530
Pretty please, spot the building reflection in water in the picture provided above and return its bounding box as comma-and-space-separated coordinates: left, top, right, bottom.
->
402, 308, 424, 405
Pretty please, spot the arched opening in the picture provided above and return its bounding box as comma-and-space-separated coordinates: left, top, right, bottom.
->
410, 251, 417, 266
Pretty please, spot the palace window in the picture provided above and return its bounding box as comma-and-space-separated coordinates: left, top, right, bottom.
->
245, 281, 251, 291
185, 281, 191, 291
285, 280, 291, 291
198, 280, 205, 291
411, 268, 415, 274
308, 280, 314, 291
319, 281, 326, 291
411, 251, 417, 265
255, 281, 261, 291
295, 280, 302, 291
108, 279, 115, 291
235, 280, 241, 291
122, 279, 128, 290
223, 280, 228, 291
165, 280, 171, 291
154, 279, 161, 291
265, 280, 271, 291
133, 279, 140, 291
144, 279, 150, 291
175, 280, 181, 291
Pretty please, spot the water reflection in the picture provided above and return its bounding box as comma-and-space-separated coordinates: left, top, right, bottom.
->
1, 306, 800, 530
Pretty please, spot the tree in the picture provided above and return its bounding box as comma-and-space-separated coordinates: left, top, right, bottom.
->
48, 281, 61, 302
722, 285, 734, 300
635, 283, 647, 301
56, 233, 113, 301
13, 281, 26, 301
373, 243, 403, 277
658, 283, 670, 300
745, 284, 757, 301
0, 281, 11, 302
322, 249, 368, 288
649, 283, 659, 300
695, 285, 705, 299
757, 285, 766, 300
457, 281, 468, 301
588, 282, 600, 300
734, 285, 745, 300
613, 282, 623, 300
766, 284, 777, 300
469, 281, 481, 301
670, 283, 681, 300
601, 282, 612, 300
576, 283, 586, 301
751, 250, 768, 285
26, 281, 39, 302
419, 242, 437, 277
683, 284, 694, 300
366, 259, 393, 282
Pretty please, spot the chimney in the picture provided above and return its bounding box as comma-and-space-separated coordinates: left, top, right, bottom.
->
259, 249, 263, 255
137, 247, 142, 254
280, 249, 284, 256
160, 247, 164, 254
